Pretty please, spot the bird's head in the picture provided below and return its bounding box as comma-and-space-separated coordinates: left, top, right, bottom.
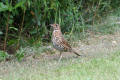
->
50, 24, 61, 30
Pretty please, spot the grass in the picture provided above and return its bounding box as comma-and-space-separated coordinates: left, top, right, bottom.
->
1, 50, 120, 80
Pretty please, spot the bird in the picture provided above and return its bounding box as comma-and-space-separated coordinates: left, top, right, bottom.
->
50, 24, 81, 62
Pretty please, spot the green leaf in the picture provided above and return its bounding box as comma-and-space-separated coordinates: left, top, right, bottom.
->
0, 51, 8, 61
27, 0, 31, 8
30, 29, 37, 35
0, 31, 3, 35
14, 1, 26, 9
0, 2, 9, 12
8, 39, 17, 46
16, 53, 24, 61
9, 27, 18, 31
16, 48, 25, 61
8, 19, 13, 24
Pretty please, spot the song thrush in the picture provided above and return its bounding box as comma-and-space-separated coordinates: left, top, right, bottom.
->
50, 24, 81, 61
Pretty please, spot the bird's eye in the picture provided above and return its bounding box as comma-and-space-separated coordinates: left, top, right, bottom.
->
56, 24, 58, 26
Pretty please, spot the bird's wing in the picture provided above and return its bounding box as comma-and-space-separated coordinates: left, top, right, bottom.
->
59, 37, 72, 51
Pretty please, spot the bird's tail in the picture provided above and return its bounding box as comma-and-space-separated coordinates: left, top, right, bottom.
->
72, 49, 81, 56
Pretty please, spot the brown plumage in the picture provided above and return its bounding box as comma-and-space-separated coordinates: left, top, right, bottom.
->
50, 24, 81, 61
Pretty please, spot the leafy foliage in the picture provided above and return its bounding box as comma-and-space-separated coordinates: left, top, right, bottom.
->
0, 51, 8, 61
15, 47, 25, 61
0, 0, 120, 57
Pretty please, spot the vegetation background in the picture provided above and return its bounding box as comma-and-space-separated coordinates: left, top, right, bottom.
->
0, 0, 120, 60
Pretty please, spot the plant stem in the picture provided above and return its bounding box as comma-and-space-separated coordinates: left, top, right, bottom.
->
16, 10, 26, 50
3, 13, 10, 51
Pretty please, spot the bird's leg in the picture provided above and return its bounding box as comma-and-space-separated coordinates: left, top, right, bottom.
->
58, 52, 62, 62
